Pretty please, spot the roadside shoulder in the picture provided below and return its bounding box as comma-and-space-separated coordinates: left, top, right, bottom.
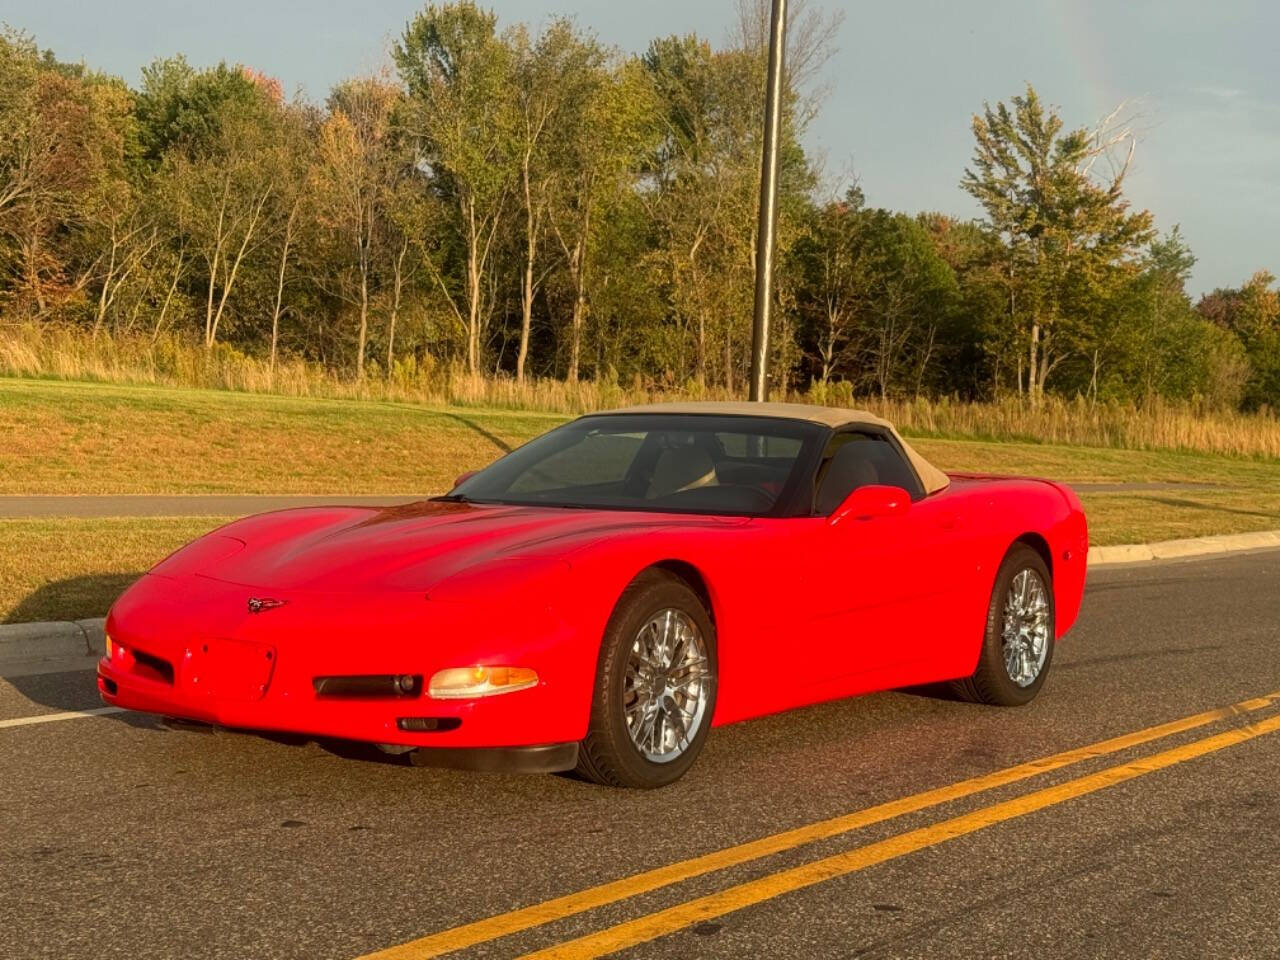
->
1089, 529, 1280, 567
0, 617, 104, 670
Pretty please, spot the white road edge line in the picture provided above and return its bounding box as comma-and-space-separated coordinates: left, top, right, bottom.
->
0, 706, 126, 729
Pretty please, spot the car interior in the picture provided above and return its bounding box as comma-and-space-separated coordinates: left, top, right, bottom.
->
813, 433, 926, 514
632, 431, 796, 513
480, 423, 925, 517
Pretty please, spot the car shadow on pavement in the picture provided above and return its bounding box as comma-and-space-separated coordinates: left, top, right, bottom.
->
149, 721, 431, 768
897, 682, 970, 703
2, 573, 129, 715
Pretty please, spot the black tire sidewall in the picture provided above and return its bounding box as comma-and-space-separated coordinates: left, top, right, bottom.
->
583, 572, 718, 788
975, 545, 1055, 706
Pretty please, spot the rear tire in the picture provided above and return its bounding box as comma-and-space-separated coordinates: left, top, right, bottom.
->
953, 543, 1055, 706
576, 571, 717, 788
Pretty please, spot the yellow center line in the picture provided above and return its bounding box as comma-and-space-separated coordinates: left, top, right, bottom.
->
524, 710, 1280, 959
356, 690, 1280, 960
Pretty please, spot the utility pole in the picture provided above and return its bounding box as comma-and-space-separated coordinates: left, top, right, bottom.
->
749, 0, 786, 402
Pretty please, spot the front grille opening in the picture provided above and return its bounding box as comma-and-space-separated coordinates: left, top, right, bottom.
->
99, 676, 118, 696
132, 649, 175, 685
397, 717, 462, 733
313, 674, 423, 699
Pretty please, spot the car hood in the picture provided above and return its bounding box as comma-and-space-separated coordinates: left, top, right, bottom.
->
179, 499, 742, 593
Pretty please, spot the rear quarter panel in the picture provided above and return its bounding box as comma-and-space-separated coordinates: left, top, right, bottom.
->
945, 474, 1089, 645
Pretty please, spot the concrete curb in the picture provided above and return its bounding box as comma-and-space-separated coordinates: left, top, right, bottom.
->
0, 617, 104, 668
3, 529, 1280, 669
1089, 529, 1280, 567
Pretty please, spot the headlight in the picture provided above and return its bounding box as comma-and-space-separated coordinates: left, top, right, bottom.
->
104, 634, 133, 667
428, 666, 539, 699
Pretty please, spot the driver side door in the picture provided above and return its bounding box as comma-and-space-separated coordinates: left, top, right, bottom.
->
800, 431, 973, 689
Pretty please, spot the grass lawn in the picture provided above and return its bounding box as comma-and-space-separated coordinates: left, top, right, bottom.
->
0, 516, 230, 624
0, 377, 560, 495
3, 376, 1280, 623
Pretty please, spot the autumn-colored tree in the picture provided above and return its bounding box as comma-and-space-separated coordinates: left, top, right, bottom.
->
0, 32, 129, 317
310, 75, 403, 378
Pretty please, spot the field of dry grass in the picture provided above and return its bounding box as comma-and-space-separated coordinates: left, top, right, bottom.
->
7, 325, 1280, 457
3, 375, 1280, 623
7, 377, 1280, 495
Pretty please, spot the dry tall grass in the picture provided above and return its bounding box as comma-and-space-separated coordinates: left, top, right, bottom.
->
5, 324, 1280, 459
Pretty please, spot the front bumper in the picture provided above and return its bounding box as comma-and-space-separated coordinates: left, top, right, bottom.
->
99, 574, 598, 755
97, 646, 584, 754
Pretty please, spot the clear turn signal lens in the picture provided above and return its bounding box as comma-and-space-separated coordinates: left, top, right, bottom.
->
428, 666, 539, 700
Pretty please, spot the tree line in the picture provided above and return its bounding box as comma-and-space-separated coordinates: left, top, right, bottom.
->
1, 2, 1277, 409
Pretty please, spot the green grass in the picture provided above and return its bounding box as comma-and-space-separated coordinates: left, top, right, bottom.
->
3, 376, 1280, 623
7, 376, 1280, 494
0, 516, 230, 624
0, 378, 560, 495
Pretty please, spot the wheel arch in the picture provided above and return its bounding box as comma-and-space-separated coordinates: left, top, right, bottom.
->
1012, 532, 1053, 576
646, 559, 717, 627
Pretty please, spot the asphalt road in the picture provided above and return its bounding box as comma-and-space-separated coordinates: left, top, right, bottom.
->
2, 550, 1278, 960
0, 482, 1224, 518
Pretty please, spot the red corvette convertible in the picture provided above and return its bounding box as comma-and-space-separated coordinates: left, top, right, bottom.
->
100, 402, 1088, 787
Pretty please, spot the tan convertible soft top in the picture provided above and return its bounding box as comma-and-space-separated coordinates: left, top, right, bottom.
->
603, 400, 950, 495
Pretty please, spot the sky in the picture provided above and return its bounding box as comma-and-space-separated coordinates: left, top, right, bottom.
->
3, 0, 1276, 296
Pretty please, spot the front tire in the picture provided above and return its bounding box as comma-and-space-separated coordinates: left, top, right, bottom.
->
953, 543, 1055, 706
576, 571, 717, 788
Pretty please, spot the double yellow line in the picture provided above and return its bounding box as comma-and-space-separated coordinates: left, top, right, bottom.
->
360, 690, 1280, 960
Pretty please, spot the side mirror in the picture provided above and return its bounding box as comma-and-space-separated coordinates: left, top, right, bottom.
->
453, 470, 478, 490
829, 484, 911, 526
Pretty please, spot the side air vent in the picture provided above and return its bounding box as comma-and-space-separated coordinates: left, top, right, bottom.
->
132, 649, 176, 685
313, 674, 423, 698
396, 717, 463, 733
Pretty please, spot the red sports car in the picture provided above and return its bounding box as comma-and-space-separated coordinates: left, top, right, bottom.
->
100, 402, 1088, 787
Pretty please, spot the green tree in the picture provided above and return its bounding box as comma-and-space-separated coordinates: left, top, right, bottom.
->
395, 1, 515, 375
644, 35, 803, 389
135, 57, 263, 166
915, 212, 1006, 398
795, 186, 870, 383
162, 95, 279, 348
856, 211, 959, 399
962, 85, 1155, 403
506, 19, 603, 382
549, 55, 656, 380
1198, 271, 1280, 409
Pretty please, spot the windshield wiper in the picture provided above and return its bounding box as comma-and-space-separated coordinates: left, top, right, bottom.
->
430, 493, 473, 503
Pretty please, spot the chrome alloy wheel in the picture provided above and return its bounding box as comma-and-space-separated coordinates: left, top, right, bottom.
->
623, 608, 712, 763
1002, 568, 1051, 687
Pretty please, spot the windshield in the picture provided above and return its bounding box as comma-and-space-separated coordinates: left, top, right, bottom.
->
446, 414, 825, 516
